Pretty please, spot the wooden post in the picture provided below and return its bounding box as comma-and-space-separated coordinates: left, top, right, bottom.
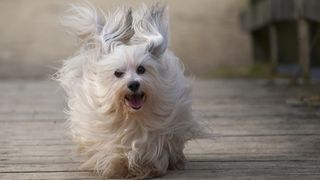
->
269, 25, 278, 80
297, 18, 311, 83
296, 0, 310, 83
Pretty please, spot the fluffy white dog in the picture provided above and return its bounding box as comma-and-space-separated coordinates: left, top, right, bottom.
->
57, 3, 203, 179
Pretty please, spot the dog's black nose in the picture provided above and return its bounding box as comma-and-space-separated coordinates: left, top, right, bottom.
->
128, 81, 140, 92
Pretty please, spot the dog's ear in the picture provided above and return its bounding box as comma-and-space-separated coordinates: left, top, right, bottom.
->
62, 4, 134, 52
61, 3, 104, 42
134, 4, 169, 57
101, 7, 134, 52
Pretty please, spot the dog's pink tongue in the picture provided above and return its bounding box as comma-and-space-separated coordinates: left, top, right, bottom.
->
129, 95, 143, 109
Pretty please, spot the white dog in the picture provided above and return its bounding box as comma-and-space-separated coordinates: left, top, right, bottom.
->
57, 3, 203, 178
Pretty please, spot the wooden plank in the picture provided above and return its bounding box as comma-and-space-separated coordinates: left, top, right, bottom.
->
1, 115, 320, 138
243, 0, 320, 31
270, 0, 295, 20
269, 24, 278, 80
243, 0, 296, 31
297, 17, 311, 82
1, 135, 320, 162
5, 161, 304, 172
2, 160, 320, 172
1, 162, 320, 180
0, 171, 97, 180
304, 0, 320, 22
194, 105, 319, 119
1, 110, 319, 143
185, 136, 320, 157
0, 114, 64, 122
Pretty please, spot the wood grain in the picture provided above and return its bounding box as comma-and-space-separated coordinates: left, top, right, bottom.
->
0, 79, 319, 179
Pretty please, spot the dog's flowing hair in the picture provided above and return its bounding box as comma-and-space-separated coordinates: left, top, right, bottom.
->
57, 2, 204, 178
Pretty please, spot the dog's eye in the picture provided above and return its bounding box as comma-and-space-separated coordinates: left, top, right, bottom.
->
137, 65, 146, 75
114, 71, 124, 78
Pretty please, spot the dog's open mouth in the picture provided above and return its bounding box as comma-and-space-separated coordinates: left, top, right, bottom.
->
125, 92, 145, 110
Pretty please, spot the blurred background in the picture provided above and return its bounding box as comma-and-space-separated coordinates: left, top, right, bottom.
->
0, 0, 319, 81
0, 0, 251, 78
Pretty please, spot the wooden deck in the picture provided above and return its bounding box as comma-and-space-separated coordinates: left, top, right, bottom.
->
1, 79, 320, 179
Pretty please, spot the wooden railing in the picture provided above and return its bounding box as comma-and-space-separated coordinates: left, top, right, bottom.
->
242, 0, 320, 31
241, 0, 320, 82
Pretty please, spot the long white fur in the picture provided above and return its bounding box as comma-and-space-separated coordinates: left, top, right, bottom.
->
61, 2, 103, 41
57, 3, 204, 179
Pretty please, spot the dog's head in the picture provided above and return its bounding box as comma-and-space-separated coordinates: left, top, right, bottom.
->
61, 3, 170, 113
